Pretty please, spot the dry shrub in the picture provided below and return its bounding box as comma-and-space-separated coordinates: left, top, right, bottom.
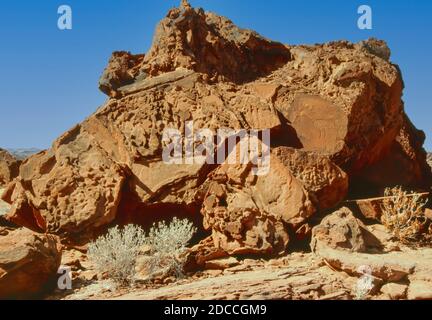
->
381, 186, 428, 243
87, 225, 146, 285
87, 218, 196, 285
144, 217, 197, 279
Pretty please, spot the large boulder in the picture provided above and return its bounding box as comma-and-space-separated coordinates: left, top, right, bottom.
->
1, 1, 430, 245
275, 41, 431, 193
0, 149, 21, 187
0, 228, 61, 299
311, 207, 368, 253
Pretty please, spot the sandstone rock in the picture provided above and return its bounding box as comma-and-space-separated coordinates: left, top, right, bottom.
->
0, 148, 21, 186
0, 228, 61, 299
357, 38, 391, 61
348, 193, 429, 221
99, 51, 145, 98
311, 207, 367, 253
272, 147, 348, 210
203, 206, 290, 256
202, 148, 316, 231
380, 283, 407, 300
275, 42, 431, 193
317, 247, 414, 282
364, 224, 399, 252
140, 3, 291, 84
311, 208, 417, 282
184, 237, 229, 271
0, 188, 10, 217
407, 280, 432, 300
3, 1, 431, 247
349, 197, 383, 220
2, 130, 127, 240
204, 257, 239, 270
427, 153, 432, 170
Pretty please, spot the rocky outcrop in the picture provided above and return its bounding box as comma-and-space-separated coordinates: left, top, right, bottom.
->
2, 1, 431, 254
99, 51, 145, 97
0, 228, 61, 299
311, 207, 368, 253
0, 149, 21, 187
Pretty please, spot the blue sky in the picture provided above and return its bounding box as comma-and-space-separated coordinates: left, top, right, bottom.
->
0, 0, 431, 150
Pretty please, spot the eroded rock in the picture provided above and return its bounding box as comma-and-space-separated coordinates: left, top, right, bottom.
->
2, 1, 430, 248
0, 149, 21, 187
0, 228, 61, 299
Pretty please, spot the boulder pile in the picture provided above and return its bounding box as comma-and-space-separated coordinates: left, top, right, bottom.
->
0, 0, 431, 298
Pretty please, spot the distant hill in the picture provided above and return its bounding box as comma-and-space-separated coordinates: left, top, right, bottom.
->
6, 148, 41, 160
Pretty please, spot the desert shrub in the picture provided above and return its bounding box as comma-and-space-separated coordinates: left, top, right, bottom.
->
144, 217, 197, 278
87, 224, 146, 285
381, 186, 428, 243
87, 218, 197, 285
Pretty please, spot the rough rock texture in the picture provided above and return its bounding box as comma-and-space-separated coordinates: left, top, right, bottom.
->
311, 207, 368, 253
50, 247, 432, 300
0, 228, 61, 299
347, 192, 429, 221
2, 1, 431, 250
381, 283, 407, 300
428, 153, 432, 170
272, 147, 348, 210
0, 188, 10, 217
99, 51, 145, 97
0, 149, 21, 187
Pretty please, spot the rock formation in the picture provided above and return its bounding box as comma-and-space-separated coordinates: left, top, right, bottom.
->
1, 1, 431, 261
0, 148, 21, 187
0, 227, 61, 299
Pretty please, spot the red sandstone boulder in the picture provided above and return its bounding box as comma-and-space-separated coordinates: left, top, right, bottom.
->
1, 1, 430, 250
0, 228, 61, 299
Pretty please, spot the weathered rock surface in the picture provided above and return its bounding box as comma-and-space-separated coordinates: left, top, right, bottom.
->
346, 192, 429, 221
311, 207, 368, 253
60, 253, 357, 301
0, 148, 21, 187
0, 228, 61, 299
2, 1, 431, 252
55, 247, 432, 301
380, 283, 407, 300
0, 188, 10, 217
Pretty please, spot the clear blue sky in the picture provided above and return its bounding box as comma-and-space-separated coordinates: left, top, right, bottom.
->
0, 0, 431, 150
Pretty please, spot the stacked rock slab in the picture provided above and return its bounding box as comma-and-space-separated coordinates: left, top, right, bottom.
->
1, 3, 431, 256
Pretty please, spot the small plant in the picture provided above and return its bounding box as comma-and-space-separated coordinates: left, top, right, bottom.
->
87, 224, 146, 285
381, 186, 428, 243
144, 217, 197, 278
87, 218, 197, 285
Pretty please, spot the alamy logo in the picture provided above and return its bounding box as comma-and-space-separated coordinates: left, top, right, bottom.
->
58, 5, 72, 30
357, 5, 373, 30
57, 266, 72, 290
162, 121, 271, 176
